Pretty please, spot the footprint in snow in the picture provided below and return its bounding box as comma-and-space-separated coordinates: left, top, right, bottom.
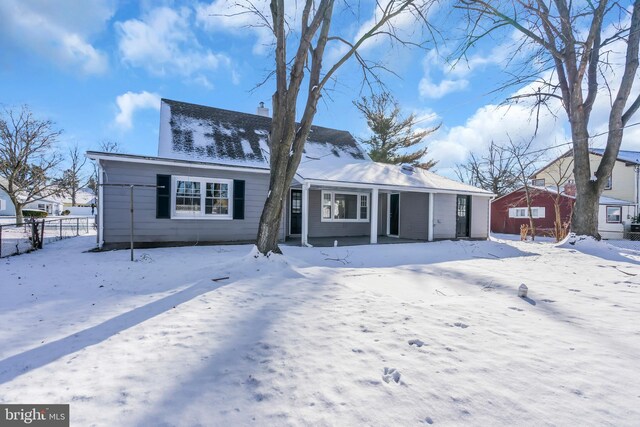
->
424, 417, 434, 424
508, 307, 524, 312
408, 339, 425, 347
453, 322, 469, 328
382, 367, 401, 384
569, 289, 581, 292
541, 299, 556, 303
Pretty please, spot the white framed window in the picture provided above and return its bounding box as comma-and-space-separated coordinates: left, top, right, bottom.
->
0, 199, 5, 211
172, 176, 233, 219
321, 191, 369, 222
606, 206, 621, 223
508, 207, 545, 219
531, 178, 545, 186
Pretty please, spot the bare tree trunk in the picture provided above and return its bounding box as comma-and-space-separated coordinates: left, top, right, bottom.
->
522, 184, 536, 241
12, 198, 24, 226
572, 183, 600, 237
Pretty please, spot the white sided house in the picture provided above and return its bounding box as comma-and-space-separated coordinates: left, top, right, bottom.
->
88, 99, 492, 249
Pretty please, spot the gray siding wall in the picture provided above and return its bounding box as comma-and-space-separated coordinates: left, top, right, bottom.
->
398, 192, 429, 240
101, 161, 281, 245
470, 196, 489, 239
377, 193, 387, 235
433, 193, 456, 239
307, 190, 370, 237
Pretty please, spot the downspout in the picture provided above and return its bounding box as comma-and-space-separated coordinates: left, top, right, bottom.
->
488, 195, 495, 240
98, 160, 104, 249
635, 165, 639, 218
301, 181, 312, 247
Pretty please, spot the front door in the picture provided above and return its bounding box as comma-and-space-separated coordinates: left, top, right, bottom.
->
290, 189, 302, 235
456, 195, 471, 238
389, 193, 399, 236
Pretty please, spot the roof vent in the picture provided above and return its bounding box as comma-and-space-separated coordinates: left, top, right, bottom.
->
401, 164, 415, 173
257, 102, 270, 117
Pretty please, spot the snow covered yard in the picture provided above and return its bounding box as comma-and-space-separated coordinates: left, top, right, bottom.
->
1, 236, 639, 426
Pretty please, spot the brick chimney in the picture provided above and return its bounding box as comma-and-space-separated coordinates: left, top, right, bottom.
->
256, 102, 270, 117
563, 181, 576, 196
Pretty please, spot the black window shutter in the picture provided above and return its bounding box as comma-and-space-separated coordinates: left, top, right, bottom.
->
156, 175, 171, 219
233, 179, 245, 220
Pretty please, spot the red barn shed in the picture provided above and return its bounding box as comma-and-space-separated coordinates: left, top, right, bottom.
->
491, 186, 575, 236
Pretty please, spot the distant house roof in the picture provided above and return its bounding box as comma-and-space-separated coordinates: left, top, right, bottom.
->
493, 185, 635, 205
589, 148, 640, 165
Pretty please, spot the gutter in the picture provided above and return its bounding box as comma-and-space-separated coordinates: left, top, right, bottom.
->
86, 151, 271, 175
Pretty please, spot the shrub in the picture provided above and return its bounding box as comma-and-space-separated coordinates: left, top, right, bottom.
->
62, 209, 71, 215
22, 209, 48, 218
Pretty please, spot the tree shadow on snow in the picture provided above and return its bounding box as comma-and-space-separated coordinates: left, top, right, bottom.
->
0, 279, 233, 385
284, 240, 538, 270
560, 239, 640, 267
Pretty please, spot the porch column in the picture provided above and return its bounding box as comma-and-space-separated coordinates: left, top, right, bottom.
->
428, 192, 434, 242
370, 187, 379, 244
301, 182, 310, 246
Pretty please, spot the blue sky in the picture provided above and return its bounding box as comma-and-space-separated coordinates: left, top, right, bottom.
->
1, 0, 638, 179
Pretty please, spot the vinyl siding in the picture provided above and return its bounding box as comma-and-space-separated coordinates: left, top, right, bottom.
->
398, 192, 429, 240
307, 189, 370, 237
101, 161, 281, 246
470, 196, 489, 239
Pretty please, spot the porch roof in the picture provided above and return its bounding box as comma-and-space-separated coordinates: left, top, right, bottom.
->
296, 159, 494, 196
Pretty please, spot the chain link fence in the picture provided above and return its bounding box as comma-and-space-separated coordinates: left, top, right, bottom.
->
0, 217, 93, 258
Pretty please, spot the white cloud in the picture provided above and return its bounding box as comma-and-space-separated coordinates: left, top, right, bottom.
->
116, 7, 231, 81
419, 78, 469, 99
196, 0, 275, 55
114, 91, 161, 130
419, 51, 469, 99
0, 0, 112, 74
351, 0, 438, 53
427, 103, 568, 179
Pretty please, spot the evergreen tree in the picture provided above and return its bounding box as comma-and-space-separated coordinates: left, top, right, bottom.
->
354, 92, 439, 169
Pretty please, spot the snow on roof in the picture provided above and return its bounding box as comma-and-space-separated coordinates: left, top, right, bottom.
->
158, 99, 365, 167
590, 148, 640, 165
152, 99, 490, 195
297, 157, 492, 194
504, 185, 634, 205
599, 195, 635, 206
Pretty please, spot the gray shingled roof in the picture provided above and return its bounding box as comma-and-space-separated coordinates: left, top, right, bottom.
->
161, 99, 366, 164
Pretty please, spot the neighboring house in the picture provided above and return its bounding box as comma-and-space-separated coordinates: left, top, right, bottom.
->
23, 197, 64, 216
491, 185, 635, 239
87, 99, 493, 249
531, 149, 640, 214
0, 185, 17, 216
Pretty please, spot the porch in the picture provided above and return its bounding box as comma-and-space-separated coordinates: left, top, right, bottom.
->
286, 182, 455, 246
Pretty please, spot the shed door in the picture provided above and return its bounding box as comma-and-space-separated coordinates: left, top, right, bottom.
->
456, 195, 471, 238
290, 189, 302, 235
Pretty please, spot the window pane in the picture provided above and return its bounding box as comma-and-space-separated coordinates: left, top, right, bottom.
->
607, 206, 621, 222
322, 193, 332, 219
176, 180, 201, 213
360, 195, 368, 219
334, 194, 358, 219
205, 182, 229, 215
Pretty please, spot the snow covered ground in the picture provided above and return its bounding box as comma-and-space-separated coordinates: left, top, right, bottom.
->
1, 235, 639, 426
